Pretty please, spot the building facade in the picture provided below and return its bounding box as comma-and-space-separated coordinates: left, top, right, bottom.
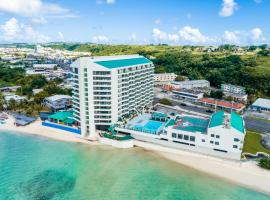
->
154, 73, 177, 85
71, 55, 154, 140
221, 84, 246, 95
172, 90, 204, 102
172, 80, 210, 90
116, 111, 245, 160
251, 98, 270, 112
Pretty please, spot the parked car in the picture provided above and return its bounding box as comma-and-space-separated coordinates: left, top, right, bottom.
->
206, 109, 214, 113
180, 103, 187, 106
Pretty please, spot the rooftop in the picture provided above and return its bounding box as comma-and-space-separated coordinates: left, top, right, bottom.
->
45, 95, 72, 102
199, 98, 245, 110
173, 116, 209, 133
94, 57, 151, 69
209, 111, 224, 128
48, 111, 75, 124
231, 112, 244, 133
252, 98, 270, 109
173, 80, 209, 85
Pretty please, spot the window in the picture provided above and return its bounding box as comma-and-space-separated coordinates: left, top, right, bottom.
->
211, 134, 215, 137
190, 136, 195, 142
210, 141, 214, 144
177, 134, 183, 139
202, 139, 205, 142
172, 133, 177, 138
234, 138, 240, 142
216, 135, 220, 139
215, 142, 219, 145
184, 135, 189, 141
233, 145, 238, 149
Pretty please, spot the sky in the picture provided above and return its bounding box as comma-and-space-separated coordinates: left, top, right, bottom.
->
0, 0, 269, 45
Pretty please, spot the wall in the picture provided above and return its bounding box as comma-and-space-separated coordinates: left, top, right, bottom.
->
42, 122, 81, 134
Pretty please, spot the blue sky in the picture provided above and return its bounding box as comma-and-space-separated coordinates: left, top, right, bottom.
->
0, 0, 269, 45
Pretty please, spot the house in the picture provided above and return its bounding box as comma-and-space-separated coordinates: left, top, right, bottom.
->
43, 95, 72, 111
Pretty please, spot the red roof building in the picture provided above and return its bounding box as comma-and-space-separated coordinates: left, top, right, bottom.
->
199, 98, 246, 112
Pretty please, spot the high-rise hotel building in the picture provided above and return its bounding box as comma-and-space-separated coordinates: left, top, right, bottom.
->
71, 55, 154, 140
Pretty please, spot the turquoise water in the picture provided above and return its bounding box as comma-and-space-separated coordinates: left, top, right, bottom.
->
0, 131, 269, 200
144, 120, 163, 131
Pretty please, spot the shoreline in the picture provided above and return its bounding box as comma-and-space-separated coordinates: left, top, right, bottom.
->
134, 140, 270, 196
0, 117, 270, 196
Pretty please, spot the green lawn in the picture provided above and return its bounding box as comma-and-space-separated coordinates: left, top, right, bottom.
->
242, 131, 270, 155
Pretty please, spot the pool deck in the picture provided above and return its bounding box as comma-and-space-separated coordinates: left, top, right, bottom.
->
125, 114, 165, 134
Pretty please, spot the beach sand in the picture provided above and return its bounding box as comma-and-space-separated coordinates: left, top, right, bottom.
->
1, 115, 270, 195
0, 116, 100, 145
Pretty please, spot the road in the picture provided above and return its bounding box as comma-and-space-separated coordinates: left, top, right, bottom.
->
243, 117, 270, 133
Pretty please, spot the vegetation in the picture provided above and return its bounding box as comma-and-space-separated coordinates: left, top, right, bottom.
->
258, 158, 270, 170
0, 64, 70, 115
49, 44, 270, 100
159, 98, 172, 106
242, 131, 270, 155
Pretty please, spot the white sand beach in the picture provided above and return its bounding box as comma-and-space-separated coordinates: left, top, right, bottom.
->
0, 115, 270, 195
0, 116, 100, 145
134, 140, 270, 195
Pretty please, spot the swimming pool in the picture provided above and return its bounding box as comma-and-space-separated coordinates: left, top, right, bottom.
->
144, 120, 163, 131
133, 120, 164, 134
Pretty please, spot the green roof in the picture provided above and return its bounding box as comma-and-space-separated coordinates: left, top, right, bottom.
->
209, 111, 224, 128
231, 112, 244, 133
94, 57, 151, 69
174, 116, 209, 133
48, 111, 74, 124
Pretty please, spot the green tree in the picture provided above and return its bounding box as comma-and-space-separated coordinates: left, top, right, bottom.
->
258, 158, 270, 170
159, 98, 172, 106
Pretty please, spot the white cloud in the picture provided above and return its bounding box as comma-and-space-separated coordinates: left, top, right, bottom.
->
106, 0, 115, 4
222, 30, 239, 44
92, 35, 109, 43
219, 0, 238, 17
0, 17, 50, 43
96, 0, 116, 5
0, 0, 70, 17
153, 27, 209, 44
178, 26, 208, 43
154, 19, 161, 25
168, 34, 179, 42
250, 28, 264, 41
58, 32, 65, 42
130, 33, 137, 41
32, 16, 47, 24
152, 28, 167, 41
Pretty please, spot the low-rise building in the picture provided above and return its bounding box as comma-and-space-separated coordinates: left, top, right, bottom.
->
154, 73, 177, 86
170, 80, 210, 90
221, 84, 246, 94
198, 98, 246, 112
221, 84, 247, 102
115, 111, 245, 160
33, 64, 57, 71
250, 98, 270, 112
4, 94, 26, 102
172, 89, 204, 102
43, 95, 72, 111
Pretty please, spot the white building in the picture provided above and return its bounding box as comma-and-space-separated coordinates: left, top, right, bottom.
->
251, 98, 270, 112
4, 94, 26, 102
71, 55, 154, 140
33, 64, 57, 71
154, 73, 177, 85
116, 111, 245, 160
172, 90, 204, 102
172, 80, 210, 90
44, 95, 72, 111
